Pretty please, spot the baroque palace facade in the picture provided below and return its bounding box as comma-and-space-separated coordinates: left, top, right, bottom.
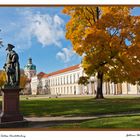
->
24, 58, 140, 95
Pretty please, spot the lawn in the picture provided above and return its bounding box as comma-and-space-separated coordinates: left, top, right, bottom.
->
1, 95, 139, 117
1, 95, 140, 128
51, 115, 140, 128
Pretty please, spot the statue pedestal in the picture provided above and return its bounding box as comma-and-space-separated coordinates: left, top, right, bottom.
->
0, 88, 23, 123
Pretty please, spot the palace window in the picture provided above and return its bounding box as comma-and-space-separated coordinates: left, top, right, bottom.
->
58, 77, 60, 85
77, 73, 80, 79
56, 78, 57, 85
64, 76, 65, 85
70, 75, 72, 84
70, 86, 72, 94
74, 86, 76, 95
73, 74, 75, 83
67, 87, 69, 94
64, 87, 65, 94
54, 78, 55, 86
62, 77, 63, 85
58, 77, 59, 85
67, 75, 69, 84
53, 78, 56, 86
61, 77, 62, 85
55, 78, 56, 86
50, 79, 52, 86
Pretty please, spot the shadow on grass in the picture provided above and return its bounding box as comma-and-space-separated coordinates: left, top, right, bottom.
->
18, 97, 140, 117
27, 114, 140, 129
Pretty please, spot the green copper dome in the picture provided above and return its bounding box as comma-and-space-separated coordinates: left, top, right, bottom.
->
24, 57, 36, 71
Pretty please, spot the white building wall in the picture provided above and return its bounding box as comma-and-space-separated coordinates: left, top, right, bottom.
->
122, 83, 138, 95
25, 70, 36, 79
30, 64, 139, 96
122, 83, 128, 94
129, 85, 138, 94
40, 67, 84, 95
103, 82, 106, 95
31, 76, 38, 95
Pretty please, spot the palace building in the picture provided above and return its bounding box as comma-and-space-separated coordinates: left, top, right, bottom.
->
24, 58, 37, 95
24, 58, 140, 96
24, 57, 36, 79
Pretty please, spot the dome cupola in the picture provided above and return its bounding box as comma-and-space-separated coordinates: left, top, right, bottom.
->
24, 57, 36, 79
24, 57, 36, 71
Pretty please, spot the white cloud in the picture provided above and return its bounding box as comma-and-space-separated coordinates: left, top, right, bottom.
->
28, 13, 65, 47
7, 9, 65, 50
54, 15, 64, 26
56, 47, 76, 63
57, 52, 65, 61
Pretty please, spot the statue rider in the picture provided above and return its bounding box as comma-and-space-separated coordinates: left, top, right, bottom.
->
3, 44, 20, 87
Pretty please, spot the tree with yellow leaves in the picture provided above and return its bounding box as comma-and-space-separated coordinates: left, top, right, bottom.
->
78, 76, 89, 86
20, 74, 28, 89
0, 70, 6, 87
20, 69, 28, 89
0, 69, 27, 89
63, 6, 140, 99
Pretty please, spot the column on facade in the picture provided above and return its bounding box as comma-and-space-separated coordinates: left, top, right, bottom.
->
87, 82, 92, 95
76, 84, 82, 95
110, 82, 115, 94
117, 83, 122, 94
102, 82, 107, 95
91, 82, 95, 95
122, 83, 128, 94
94, 81, 97, 95
137, 84, 140, 94
31, 77, 38, 95
106, 82, 110, 95
41, 79, 45, 94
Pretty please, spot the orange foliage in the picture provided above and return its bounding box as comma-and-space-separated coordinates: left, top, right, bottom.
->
63, 6, 140, 84
0, 71, 6, 87
20, 75, 28, 89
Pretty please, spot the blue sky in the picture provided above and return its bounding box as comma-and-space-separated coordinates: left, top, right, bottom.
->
0, 7, 140, 74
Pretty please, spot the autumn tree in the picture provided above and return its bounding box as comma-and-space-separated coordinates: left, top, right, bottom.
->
0, 70, 6, 87
20, 69, 28, 89
0, 69, 27, 89
78, 76, 89, 86
63, 6, 140, 99
20, 75, 28, 89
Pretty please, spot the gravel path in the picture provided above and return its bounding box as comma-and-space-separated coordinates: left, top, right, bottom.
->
25, 112, 140, 128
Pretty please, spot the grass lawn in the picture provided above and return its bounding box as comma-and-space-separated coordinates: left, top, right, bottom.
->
1, 95, 140, 117
51, 115, 140, 128
1, 95, 140, 128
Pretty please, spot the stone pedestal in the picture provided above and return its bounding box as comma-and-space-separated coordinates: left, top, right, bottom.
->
0, 88, 23, 123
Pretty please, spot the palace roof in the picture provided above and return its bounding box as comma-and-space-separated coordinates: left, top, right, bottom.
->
37, 72, 46, 78
42, 64, 80, 78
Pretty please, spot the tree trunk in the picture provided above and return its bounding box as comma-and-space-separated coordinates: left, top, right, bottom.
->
95, 72, 104, 99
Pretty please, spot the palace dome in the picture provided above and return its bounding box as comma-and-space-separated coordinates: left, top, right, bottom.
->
24, 57, 36, 71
